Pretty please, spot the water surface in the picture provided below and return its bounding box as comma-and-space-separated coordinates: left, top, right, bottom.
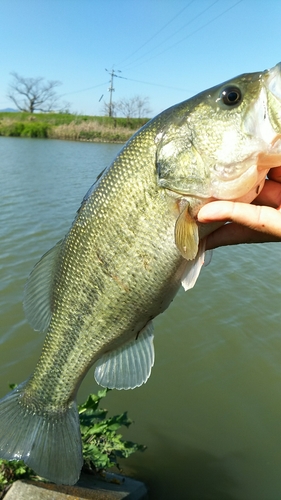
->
1, 137, 281, 499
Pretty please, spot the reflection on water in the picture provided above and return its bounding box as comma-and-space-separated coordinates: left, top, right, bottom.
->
1, 137, 281, 499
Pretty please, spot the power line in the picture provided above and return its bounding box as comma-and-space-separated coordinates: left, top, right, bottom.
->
116, 0, 197, 67
120, 0, 242, 72
60, 72, 190, 104
61, 81, 108, 97
151, 0, 243, 62
124, 77, 195, 93
120, 0, 220, 71
105, 68, 127, 116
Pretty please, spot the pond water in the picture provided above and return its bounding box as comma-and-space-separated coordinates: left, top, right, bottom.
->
1, 136, 281, 499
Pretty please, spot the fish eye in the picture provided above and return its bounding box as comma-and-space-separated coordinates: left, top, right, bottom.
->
220, 86, 242, 106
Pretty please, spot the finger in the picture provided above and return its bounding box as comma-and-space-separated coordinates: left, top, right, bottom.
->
198, 201, 281, 238
205, 223, 281, 250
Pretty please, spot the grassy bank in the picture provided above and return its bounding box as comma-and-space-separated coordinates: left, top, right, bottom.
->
0, 112, 150, 143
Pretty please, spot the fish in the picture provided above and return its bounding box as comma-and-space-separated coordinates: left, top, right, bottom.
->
1, 63, 281, 486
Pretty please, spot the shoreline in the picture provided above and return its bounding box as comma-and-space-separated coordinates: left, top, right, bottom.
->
0, 112, 150, 143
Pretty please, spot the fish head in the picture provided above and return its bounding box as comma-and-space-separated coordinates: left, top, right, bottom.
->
156, 62, 281, 206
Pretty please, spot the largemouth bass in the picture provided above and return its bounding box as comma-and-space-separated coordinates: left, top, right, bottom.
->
1, 63, 281, 485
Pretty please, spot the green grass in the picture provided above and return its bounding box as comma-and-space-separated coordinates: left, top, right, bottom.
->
0, 112, 150, 142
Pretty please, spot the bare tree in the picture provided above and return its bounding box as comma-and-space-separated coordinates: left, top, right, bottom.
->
115, 95, 151, 119
115, 97, 137, 119
7, 72, 62, 113
101, 100, 117, 117
134, 96, 151, 118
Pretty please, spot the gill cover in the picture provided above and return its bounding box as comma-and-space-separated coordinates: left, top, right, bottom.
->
156, 123, 212, 198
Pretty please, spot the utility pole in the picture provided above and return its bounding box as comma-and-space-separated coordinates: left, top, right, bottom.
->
105, 68, 124, 117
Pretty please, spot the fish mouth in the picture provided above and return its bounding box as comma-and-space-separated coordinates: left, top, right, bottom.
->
265, 62, 281, 102
211, 64, 281, 200
243, 65, 281, 146
257, 134, 281, 169
164, 136, 281, 203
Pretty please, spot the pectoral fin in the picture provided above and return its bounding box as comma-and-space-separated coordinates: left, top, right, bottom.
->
175, 206, 199, 260
94, 322, 155, 390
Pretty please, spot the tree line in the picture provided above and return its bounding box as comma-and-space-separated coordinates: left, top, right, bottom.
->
101, 95, 151, 119
7, 73, 151, 118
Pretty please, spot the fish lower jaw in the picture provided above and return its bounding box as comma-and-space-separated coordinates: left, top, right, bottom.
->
164, 161, 265, 205
164, 169, 264, 217
209, 163, 267, 202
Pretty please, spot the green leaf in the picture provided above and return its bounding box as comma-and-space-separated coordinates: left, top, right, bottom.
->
78, 388, 109, 415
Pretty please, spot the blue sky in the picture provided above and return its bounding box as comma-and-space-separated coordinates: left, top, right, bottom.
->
1, 0, 281, 117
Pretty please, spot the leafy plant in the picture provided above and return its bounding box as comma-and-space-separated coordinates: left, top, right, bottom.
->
0, 387, 145, 495
79, 388, 146, 472
0, 460, 38, 498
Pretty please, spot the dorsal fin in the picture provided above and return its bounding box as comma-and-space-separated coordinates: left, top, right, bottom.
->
94, 322, 155, 390
23, 240, 63, 332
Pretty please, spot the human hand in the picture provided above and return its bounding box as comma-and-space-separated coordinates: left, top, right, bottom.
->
197, 167, 281, 250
